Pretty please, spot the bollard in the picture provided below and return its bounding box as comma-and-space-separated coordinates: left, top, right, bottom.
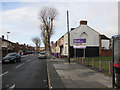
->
109, 62, 112, 75
99, 60, 102, 71
92, 58, 94, 68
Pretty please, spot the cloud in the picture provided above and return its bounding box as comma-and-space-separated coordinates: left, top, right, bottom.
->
1, 5, 41, 44
52, 2, 118, 38
1, 2, 118, 46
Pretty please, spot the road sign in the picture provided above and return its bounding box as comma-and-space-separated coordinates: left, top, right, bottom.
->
73, 39, 86, 48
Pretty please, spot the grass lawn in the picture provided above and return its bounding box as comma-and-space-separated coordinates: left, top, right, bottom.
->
70, 56, 112, 75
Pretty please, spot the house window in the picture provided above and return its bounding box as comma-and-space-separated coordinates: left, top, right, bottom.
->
80, 32, 88, 44
80, 32, 88, 38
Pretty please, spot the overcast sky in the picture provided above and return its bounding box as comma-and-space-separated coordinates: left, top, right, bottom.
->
0, 0, 119, 47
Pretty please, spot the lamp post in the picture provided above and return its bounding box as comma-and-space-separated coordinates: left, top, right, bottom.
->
7, 32, 10, 40
6, 32, 10, 54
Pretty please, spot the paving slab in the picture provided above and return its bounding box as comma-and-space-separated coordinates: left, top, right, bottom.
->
47, 58, 112, 88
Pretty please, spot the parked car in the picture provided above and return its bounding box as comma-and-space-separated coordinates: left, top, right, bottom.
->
2, 53, 21, 63
38, 52, 46, 59
23, 52, 28, 55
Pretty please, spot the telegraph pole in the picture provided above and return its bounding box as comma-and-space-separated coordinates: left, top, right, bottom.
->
67, 10, 70, 63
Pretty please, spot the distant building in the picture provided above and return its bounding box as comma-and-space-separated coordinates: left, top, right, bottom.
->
39, 47, 45, 52
1, 35, 35, 57
1, 35, 14, 57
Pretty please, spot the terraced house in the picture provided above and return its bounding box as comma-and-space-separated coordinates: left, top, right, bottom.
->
1, 35, 35, 57
51, 20, 112, 58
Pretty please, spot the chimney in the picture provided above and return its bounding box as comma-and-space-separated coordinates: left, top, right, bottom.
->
2, 35, 4, 39
80, 20, 87, 26
71, 28, 75, 31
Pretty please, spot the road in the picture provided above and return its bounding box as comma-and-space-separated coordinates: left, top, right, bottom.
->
1, 54, 48, 89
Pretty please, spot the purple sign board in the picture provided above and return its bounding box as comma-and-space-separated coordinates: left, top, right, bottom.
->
73, 39, 86, 43
73, 39, 86, 49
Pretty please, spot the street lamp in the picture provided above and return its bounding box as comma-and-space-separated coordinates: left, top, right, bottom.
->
7, 32, 10, 40
6, 32, 10, 54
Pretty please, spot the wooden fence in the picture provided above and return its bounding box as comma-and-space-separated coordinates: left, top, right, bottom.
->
73, 57, 112, 75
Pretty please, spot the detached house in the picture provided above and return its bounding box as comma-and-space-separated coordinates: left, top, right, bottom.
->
69, 20, 111, 57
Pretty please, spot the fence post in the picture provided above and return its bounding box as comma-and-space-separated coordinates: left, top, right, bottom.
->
81, 57, 82, 64
109, 62, 112, 75
82, 57, 84, 64
86, 58, 88, 65
77, 57, 78, 63
85, 58, 86, 65
87, 58, 89, 66
92, 58, 94, 68
77, 57, 79, 63
99, 60, 102, 71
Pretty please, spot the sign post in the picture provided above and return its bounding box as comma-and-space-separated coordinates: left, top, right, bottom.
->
73, 39, 86, 58
74, 48, 76, 58
84, 48, 85, 58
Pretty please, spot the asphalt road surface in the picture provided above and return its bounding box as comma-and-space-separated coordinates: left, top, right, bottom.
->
1, 54, 48, 89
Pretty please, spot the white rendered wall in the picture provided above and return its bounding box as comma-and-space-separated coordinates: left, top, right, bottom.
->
62, 33, 68, 56
70, 25, 100, 47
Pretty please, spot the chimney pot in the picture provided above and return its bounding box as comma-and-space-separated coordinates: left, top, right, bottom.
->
2, 35, 4, 39
71, 28, 75, 31
80, 20, 87, 25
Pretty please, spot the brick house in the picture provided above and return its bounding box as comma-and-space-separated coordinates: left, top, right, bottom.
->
1, 35, 14, 57
1, 35, 35, 57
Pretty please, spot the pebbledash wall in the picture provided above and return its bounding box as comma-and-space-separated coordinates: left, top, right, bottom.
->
69, 21, 100, 57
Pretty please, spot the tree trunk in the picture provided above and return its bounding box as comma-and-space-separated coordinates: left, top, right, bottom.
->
45, 38, 51, 58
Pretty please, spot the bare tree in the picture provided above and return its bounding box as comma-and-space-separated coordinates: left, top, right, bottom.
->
32, 37, 41, 52
39, 7, 58, 58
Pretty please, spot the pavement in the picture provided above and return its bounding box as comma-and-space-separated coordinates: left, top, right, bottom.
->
47, 57, 112, 89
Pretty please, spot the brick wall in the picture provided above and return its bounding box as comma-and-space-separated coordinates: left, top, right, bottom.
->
101, 49, 112, 56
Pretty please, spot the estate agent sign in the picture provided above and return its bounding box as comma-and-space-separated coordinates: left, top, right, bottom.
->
73, 39, 86, 48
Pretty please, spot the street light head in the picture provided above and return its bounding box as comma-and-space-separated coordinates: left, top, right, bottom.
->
7, 32, 10, 34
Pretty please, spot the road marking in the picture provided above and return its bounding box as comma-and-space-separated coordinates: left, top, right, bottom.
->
16, 63, 24, 68
43, 80, 47, 82
26, 59, 32, 62
9, 84, 15, 88
0, 71, 8, 77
